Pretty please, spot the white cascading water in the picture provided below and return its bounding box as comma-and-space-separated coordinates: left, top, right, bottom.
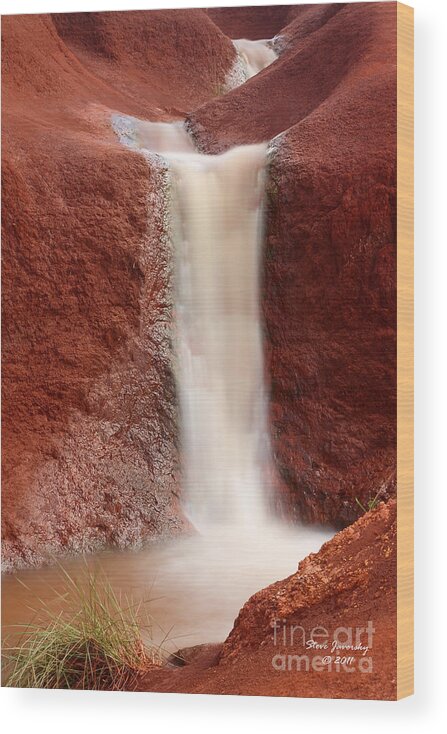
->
114, 116, 274, 530
233, 38, 277, 78
168, 143, 270, 530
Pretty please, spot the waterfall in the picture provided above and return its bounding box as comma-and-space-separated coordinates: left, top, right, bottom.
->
109, 115, 332, 646
112, 116, 273, 530
166, 144, 270, 530
233, 38, 277, 79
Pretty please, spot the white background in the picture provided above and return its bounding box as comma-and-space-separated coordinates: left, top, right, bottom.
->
1, 0, 446, 731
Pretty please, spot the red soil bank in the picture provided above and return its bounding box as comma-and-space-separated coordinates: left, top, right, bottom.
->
189, 2, 397, 524
52, 10, 237, 115
139, 500, 397, 699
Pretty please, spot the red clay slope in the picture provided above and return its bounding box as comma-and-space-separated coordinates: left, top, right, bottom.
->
189, 2, 397, 525
52, 10, 237, 116
139, 500, 397, 700
1, 10, 237, 569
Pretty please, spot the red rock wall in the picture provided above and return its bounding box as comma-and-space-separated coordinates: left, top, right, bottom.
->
1, 10, 237, 568
52, 10, 237, 115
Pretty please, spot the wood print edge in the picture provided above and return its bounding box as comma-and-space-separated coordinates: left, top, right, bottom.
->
396, 0, 414, 701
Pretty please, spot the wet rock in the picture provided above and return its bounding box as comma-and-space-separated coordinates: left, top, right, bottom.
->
2, 4, 398, 565
167, 644, 221, 668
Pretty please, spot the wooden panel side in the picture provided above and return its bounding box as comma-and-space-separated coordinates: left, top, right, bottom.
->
397, 0, 414, 701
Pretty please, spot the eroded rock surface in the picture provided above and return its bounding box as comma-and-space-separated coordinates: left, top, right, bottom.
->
2, 10, 237, 568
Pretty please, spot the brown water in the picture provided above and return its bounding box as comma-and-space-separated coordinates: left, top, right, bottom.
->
2, 523, 331, 655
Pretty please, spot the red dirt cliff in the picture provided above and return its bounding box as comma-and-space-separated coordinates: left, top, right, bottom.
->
1, 10, 237, 569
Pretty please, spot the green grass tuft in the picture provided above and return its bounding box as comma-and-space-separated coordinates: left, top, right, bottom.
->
2, 565, 165, 691
355, 490, 383, 514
